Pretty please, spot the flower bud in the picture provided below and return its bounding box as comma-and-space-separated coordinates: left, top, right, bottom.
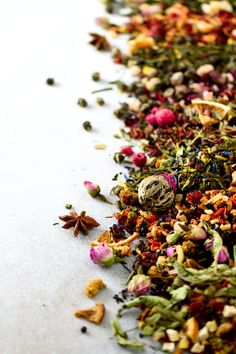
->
133, 152, 147, 168
204, 239, 214, 250
128, 274, 151, 295
166, 246, 175, 257
90, 243, 116, 267
84, 181, 101, 198
217, 246, 229, 264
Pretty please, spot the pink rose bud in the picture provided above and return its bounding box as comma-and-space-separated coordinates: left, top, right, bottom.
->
158, 173, 177, 192
217, 246, 229, 264
90, 243, 116, 267
128, 274, 151, 295
155, 108, 176, 127
84, 181, 101, 198
204, 239, 214, 250
166, 246, 175, 257
132, 152, 147, 168
120, 146, 134, 156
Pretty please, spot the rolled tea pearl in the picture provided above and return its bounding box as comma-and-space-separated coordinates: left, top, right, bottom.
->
138, 174, 176, 211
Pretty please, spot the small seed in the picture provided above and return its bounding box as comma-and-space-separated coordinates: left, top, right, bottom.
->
96, 97, 105, 106
46, 78, 54, 86
83, 121, 92, 131
65, 204, 72, 209
92, 72, 100, 81
81, 326, 87, 333
78, 98, 88, 107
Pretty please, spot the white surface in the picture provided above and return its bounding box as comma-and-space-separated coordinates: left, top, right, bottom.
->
0, 1, 160, 354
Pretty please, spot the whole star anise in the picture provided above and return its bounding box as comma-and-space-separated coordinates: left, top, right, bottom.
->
89, 33, 111, 51
59, 211, 100, 237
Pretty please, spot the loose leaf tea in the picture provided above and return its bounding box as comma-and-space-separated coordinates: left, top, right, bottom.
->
60, 1, 236, 353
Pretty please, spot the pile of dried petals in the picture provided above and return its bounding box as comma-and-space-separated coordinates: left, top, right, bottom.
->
63, 1, 236, 353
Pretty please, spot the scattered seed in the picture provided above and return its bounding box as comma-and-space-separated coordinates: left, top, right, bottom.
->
77, 98, 88, 107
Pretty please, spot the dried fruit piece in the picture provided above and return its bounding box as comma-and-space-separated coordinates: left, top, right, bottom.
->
74, 303, 105, 324
185, 317, 199, 341
84, 278, 106, 298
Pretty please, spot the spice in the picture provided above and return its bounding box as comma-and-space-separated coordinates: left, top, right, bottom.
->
82, 121, 92, 131
46, 78, 54, 86
80, 326, 87, 333
59, 210, 99, 237
89, 33, 111, 51
77, 98, 88, 107
92, 72, 100, 81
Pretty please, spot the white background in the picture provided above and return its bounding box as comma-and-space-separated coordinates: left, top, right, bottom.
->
0, 1, 162, 353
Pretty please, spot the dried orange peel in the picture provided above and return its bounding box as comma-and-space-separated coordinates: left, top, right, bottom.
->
192, 99, 231, 126
74, 303, 105, 324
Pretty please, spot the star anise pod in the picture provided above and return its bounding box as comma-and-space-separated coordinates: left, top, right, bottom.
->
89, 33, 111, 51
59, 211, 100, 237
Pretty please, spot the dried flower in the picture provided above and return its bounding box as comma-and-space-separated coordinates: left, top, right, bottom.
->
84, 181, 101, 197
166, 246, 175, 257
128, 274, 151, 295
132, 152, 147, 167
84, 181, 112, 204
217, 246, 229, 264
90, 243, 122, 267
120, 146, 134, 156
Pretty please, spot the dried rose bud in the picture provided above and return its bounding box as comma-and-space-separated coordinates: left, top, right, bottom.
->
120, 146, 134, 156
204, 239, 214, 250
84, 181, 101, 197
132, 152, 147, 168
217, 246, 229, 264
166, 246, 175, 257
128, 274, 151, 295
90, 243, 119, 267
